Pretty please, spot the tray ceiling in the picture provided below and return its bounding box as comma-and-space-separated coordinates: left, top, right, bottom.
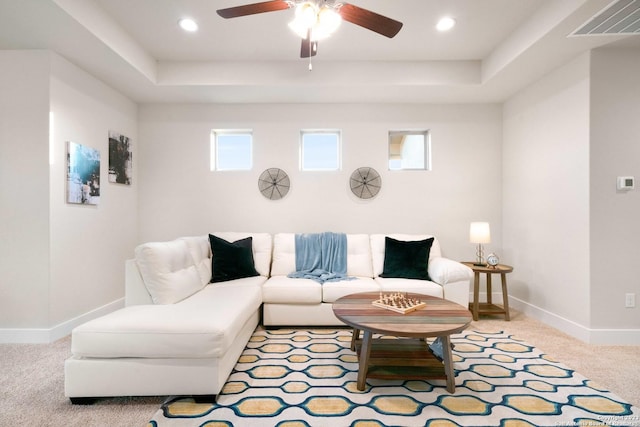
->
0, 0, 638, 103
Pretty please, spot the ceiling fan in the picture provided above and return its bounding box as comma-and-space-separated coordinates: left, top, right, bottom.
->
217, 0, 403, 59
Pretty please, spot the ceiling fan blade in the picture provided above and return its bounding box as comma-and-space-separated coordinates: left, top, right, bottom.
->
338, 3, 403, 38
300, 31, 318, 58
217, 0, 291, 19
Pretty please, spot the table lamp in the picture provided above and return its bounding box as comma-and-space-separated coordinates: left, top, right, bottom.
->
470, 222, 490, 266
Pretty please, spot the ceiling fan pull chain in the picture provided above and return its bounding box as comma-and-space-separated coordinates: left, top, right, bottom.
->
308, 38, 313, 71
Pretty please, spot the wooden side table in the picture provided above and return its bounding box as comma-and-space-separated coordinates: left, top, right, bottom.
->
461, 262, 513, 321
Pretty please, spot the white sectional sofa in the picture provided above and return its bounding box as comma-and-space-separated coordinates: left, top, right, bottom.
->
64, 232, 472, 403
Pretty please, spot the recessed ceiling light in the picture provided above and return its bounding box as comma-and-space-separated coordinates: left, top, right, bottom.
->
179, 18, 198, 32
436, 16, 456, 32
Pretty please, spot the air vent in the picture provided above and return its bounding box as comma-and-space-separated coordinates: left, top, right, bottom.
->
572, 0, 640, 36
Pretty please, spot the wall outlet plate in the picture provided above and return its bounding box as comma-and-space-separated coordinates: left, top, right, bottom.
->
625, 293, 636, 308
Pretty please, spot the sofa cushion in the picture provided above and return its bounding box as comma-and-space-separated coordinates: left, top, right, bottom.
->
346, 234, 374, 277
375, 277, 444, 298
135, 239, 204, 305
271, 233, 373, 277
179, 236, 212, 286
270, 233, 296, 276
380, 236, 434, 280
211, 232, 272, 277
262, 275, 322, 304
321, 277, 380, 303
371, 234, 442, 277
209, 235, 260, 283
71, 286, 262, 359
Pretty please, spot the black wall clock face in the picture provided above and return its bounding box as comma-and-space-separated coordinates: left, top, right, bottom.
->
258, 168, 290, 200
350, 167, 381, 199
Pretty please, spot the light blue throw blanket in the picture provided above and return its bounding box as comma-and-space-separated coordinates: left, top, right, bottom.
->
287, 232, 353, 284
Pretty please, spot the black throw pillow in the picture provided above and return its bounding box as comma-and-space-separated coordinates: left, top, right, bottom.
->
209, 235, 260, 283
379, 236, 434, 280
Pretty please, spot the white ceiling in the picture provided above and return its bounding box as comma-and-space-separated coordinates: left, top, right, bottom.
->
0, 0, 639, 103
95, 0, 544, 62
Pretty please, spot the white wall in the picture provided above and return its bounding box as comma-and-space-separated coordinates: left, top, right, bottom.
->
138, 103, 503, 261
503, 53, 591, 332
589, 47, 640, 331
0, 51, 138, 342
0, 51, 51, 329
48, 53, 138, 329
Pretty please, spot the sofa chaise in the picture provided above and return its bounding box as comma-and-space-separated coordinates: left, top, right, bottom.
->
64, 232, 472, 403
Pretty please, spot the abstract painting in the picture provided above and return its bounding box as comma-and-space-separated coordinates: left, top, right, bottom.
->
108, 130, 132, 185
67, 141, 100, 205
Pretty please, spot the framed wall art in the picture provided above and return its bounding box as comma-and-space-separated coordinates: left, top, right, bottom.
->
108, 130, 132, 185
67, 141, 101, 205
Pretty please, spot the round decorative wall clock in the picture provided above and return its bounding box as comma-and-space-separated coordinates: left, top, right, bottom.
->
258, 168, 290, 200
350, 167, 381, 199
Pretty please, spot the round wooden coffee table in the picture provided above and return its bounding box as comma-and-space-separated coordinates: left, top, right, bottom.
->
332, 292, 472, 392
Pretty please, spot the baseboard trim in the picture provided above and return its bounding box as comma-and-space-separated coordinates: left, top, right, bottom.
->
585, 328, 640, 345
0, 298, 124, 344
505, 294, 640, 345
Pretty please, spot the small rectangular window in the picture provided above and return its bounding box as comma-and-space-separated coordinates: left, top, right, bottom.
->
388, 130, 430, 170
210, 130, 252, 171
300, 130, 341, 171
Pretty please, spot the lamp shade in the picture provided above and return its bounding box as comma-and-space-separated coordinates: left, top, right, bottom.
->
470, 222, 491, 244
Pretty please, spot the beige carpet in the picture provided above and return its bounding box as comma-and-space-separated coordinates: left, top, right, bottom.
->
472, 311, 640, 410
0, 310, 638, 427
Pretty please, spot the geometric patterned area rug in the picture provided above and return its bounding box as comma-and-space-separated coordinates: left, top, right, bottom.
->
148, 329, 640, 427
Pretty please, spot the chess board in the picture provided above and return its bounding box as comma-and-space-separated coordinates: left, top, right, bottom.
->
372, 292, 427, 314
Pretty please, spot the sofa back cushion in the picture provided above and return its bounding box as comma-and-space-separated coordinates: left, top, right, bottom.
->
270, 233, 295, 276
179, 236, 212, 286
271, 233, 373, 277
370, 234, 442, 278
209, 232, 272, 277
135, 239, 204, 304
346, 234, 375, 277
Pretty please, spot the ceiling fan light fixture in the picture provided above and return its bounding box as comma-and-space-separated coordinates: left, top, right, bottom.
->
318, 7, 341, 31
289, 2, 341, 41
315, 7, 341, 38
297, 2, 319, 27
288, 19, 309, 39
178, 18, 198, 32
436, 16, 456, 32
289, 2, 316, 38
